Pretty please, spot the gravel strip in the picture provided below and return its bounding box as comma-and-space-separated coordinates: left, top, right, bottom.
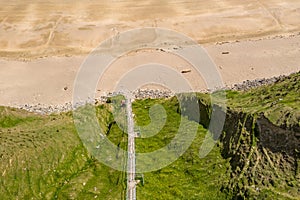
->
12, 72, 296, 114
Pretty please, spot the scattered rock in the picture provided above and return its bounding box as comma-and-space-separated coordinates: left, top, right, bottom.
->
14, 89, 174, 114
230, 75, 286, 91
133, 89, 173, 99
12, 72, 297, 114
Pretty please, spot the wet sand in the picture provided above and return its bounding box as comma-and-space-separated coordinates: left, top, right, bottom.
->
0, 0, 300, 106
1, 0, 300, 59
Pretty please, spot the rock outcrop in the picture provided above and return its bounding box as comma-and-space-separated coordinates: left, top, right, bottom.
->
180, 96, 300, 199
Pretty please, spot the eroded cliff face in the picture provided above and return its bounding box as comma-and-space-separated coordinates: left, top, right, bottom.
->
257, 115, 299, 157
180, 97, 300, 199
220, 109, 299, 199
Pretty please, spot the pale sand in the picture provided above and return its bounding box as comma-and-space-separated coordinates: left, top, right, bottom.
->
1, 34, 299, 106
0, 1, 300, 106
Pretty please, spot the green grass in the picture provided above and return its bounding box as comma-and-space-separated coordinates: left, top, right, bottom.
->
226, 72, 300, 127
0, 107, 39, 128
132, 98, 230, 199
0, 72, 299, 199
0, 106, 125, 200
0, 99, 230, 200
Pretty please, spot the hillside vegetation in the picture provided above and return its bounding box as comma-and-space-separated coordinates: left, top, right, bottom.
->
0, 72, 299, 199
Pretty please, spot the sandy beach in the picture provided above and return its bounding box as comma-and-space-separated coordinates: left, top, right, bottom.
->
0, 0, 300, 106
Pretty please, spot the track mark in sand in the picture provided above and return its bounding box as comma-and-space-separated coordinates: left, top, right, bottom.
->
0, 16, 8, 24
256, 0, 283, 30
45, 16, 63, 47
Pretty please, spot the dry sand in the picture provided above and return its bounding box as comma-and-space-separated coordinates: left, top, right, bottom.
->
0, 1, 300, 106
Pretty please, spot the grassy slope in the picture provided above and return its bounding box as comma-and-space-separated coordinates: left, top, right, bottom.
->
132, 99, 229, 200
210, 72, 300, 199
0, 72, 299, 199
0, 100, 230, 199
0, 106, 125, 200
226, 72, 300, 127
229, 73, 300, 199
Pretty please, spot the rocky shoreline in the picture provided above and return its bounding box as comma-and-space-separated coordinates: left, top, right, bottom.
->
14, 89, 175, 115
229, 75, 288, 91
10, 72, 296, 114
